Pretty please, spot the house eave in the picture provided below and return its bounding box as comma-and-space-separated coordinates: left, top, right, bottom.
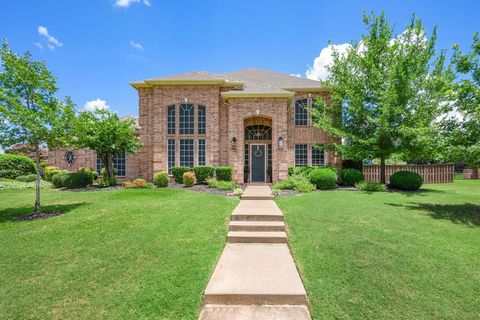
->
282, 87, 329, 93
221, 92, 294, 98
130, 79, 244, 89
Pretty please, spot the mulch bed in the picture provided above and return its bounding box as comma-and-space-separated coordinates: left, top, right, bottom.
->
12, 211, 63, 222
167, 183, 246, 197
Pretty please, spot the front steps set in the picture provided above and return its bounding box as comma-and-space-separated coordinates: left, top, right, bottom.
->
199, 186, 311, 320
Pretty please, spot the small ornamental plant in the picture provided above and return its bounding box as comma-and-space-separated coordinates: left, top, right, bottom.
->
183, 172, 195, 187
153, 171, 169, 188
123, 178, 153, 189
389, 171, 423, 191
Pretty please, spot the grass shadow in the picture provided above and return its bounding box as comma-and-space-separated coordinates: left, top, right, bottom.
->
0, 202, 87, 222
388, 202, 480, 227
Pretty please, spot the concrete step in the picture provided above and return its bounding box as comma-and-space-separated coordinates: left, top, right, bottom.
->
229, 221, 285, 232
199, 304, 311, 320
227, 231, 287, 243
231, 200, 283, 221
241, 186, 274, 200
204, 244, 307, 305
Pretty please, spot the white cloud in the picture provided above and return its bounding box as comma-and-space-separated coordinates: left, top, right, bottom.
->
34, 42, 44, 50
306, 43, 352, 81
130, 40, 144, 50
84, 99, 110, 111
37, 26, 63, 50
114, 0, 151, 8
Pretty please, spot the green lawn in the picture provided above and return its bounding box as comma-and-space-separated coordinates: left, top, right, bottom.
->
0, 188, 237, 320
277, 180, 480, 319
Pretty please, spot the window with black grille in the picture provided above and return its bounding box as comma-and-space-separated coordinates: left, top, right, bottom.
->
244, 125, 272, 141
167, 105, 176, 135
198, 105, 206, 135
180, 139, 194, 168
312, 145, 325, 166
168, 139, 175, 174
295, 99, 308, 125
96, 152, 126, 176
198, 139, 206, 165
295, 144, 308, 167
179, 104, 194, 134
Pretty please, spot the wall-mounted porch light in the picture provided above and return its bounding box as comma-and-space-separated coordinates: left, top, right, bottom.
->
184, 97, 189, 103
278, 137, 284, 150
230, 137, 237, 149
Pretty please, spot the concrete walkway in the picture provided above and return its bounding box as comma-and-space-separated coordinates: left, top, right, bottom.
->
199, 186, 311, 320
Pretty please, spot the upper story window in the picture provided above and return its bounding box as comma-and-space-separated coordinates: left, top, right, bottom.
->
198, 105, 206, 135
295, 99, 308, 125
311, 98, 324, 124
167, 105, 176, 135
180, 104, 194, 134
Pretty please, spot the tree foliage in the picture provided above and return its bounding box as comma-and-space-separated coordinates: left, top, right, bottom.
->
313, 12, 453, 182
439, 33, 480, 168
0, 41, 75, 214
74, 109, 141, 184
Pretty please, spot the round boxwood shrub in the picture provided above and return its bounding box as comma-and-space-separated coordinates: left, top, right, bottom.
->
15, 174, 38, 182
215, 166, 233, 181
389, 171, 423, 191
308, 168, 338, 189
0, 154, 36, 179
339, 168, 364, 186
51, 172, 90, 189
172, 166, 190, 184
77, 167, 96, 185
183, 172, 195, 187
153, 171, 169, 188
193, 166, 214, 184
45, 166, 65, 182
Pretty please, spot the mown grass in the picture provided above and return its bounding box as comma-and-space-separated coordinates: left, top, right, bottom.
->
0, 188, 237, 320
277, 180, 480, 319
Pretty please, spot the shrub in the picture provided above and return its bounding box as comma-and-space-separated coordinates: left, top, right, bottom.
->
342, 159, 363, 170
0, 154, 36, 179
216, 180, 236, 190
207, 177, 219, 188
339, 168, 364, 186
52, 172, 91, 189
308, 168, 338, 189
183, 172, 195, 187
77, 167, 96, 185
389, 171, 423, 191
45, 166, 64, 182
272, 174, 315, 193
123, 179, 153, 189
293, 166, 316, 176
0, 178, 53, 190
172, 166, 190, 184
153, 171, 169, 188
233, 188, 243, 196
288, 165, 295, 176
356, 181, 386, 192
100, 168, 117, 186
15, 174, 38, 182
215, 166, 233, 181
193, 166, 214, 184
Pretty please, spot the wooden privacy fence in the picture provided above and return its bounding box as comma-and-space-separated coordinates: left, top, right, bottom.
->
363, 164, 455, 184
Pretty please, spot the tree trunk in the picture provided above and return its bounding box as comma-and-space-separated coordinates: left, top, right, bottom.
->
102, 154, 113, 182
380, 155, 386, 184
34, 146, 41, 215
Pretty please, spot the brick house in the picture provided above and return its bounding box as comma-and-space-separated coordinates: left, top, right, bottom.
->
48, 68, 340, 183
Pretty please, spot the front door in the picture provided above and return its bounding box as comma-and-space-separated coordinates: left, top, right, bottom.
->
250, 144, 266, 182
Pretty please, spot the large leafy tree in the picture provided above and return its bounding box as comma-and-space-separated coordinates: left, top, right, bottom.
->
439, 33, 480, 168
74, 109, 141, 184
313, 12, 453, 183
0, 41, 75, 215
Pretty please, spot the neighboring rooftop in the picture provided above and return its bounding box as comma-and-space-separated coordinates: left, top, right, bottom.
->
130, 68, 325, 97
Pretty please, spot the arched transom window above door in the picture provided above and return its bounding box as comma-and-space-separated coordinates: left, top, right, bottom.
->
244, 116, 272, 141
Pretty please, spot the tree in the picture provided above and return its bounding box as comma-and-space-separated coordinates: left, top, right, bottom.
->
313, 12, 453, 183
439, 33, 480, 168
0, 41, 75, 215
74, 109, 141, 184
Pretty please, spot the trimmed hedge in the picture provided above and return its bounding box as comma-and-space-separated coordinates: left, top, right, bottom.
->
390, 171, 423, 191
153, 171, 169, 188
45, 166, 65, 182
52, 172, 91, 189
183, 172, 195, 187
77, 167, 96, 185
172, 166, 190, 184
339, 168, 364, 186
215, 166, 233, 181
15, 174, 38, 182
193, 166, 214, 184
356, 181, 386, 192
308, 168, 338, 189
0, 154, 36, 179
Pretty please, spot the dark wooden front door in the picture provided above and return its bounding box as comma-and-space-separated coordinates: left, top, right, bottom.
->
251, 144, 266, 182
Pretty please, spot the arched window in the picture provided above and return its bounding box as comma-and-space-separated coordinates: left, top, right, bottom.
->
245, 125, 272, 141
167, 105, 175, 134
295, 98, 308, 125
180, 104, 194, 134
65, 151, 75, 167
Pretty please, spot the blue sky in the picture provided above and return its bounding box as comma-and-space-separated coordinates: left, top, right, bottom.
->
0, 0, 478, 116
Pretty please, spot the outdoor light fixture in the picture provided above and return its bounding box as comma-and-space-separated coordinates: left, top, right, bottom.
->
230, 137, 237, 149
184, 97, 189, 103
256, 109, 260, 115
278, 137, 284, 150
